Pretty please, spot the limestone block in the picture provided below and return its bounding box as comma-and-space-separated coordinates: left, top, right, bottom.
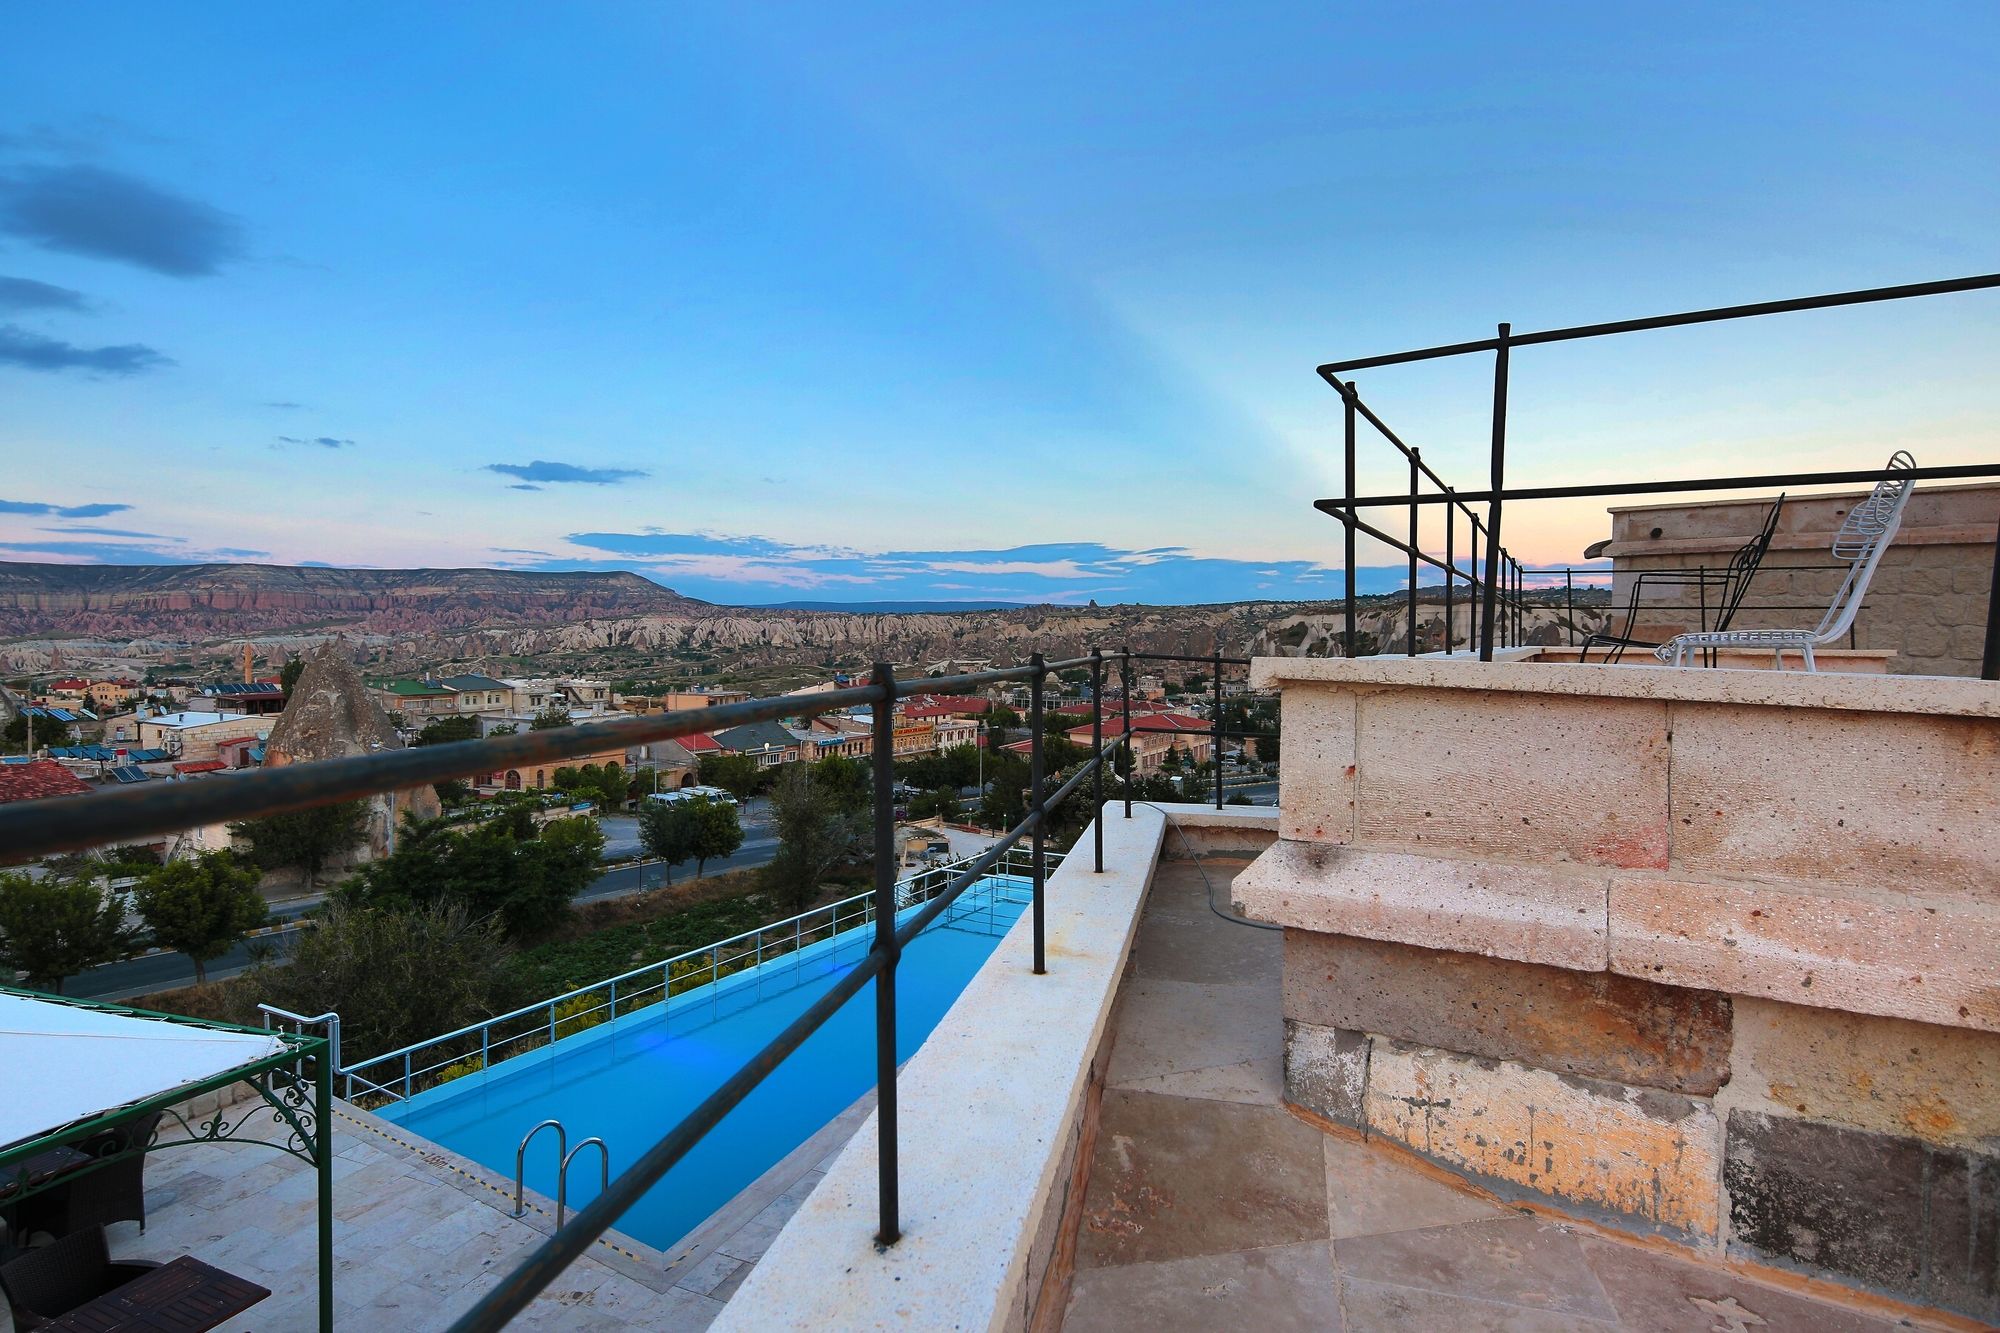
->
1363, 1040, 1723, 1239
1667, 702, 1998, 903
1277, 686, 1356, 844
1284, 931, 1731, 1095
1282, 1019, 1368, 1128
1354, 689, 1669, 868
1719, 998, 2000, 1150
1609, 876, 2000, 1033
1723, 1111, 1999, 1323
1235, 839, 1608, 970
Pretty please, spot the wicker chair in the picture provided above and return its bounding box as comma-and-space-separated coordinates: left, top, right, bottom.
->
0, 1225, 159, 1330
14, 1111, 162, 1242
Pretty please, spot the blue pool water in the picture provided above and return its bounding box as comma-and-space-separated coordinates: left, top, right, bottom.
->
381, 877, 1028, 1250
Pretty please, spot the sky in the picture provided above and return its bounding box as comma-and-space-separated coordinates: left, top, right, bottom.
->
1, 3, 1996, 606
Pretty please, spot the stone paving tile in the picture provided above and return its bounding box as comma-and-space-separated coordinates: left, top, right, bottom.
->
1322, 1133, 1510, 1240
1065, 1240, 1343, 1332
1574, 1236, 1908, 1333
1333, 1216, 1620, 1322
1131, 898, 1282, 987
1338, 1275, 1620, 1331
1078, 1088, 1329, 1269
1105, 976, 1283, 1091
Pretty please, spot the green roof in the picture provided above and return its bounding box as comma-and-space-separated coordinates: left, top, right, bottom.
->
379, 679, 455, 697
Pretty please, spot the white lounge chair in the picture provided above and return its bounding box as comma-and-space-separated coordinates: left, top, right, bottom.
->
1655, 450, 1916, 672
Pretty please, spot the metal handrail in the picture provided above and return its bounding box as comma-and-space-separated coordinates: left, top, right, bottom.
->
557, 1139, 608, 1228
514, 1121, 565, 1219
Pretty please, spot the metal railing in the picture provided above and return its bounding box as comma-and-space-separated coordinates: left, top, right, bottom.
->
322, 844, 1052, 1105
1312, 271, 2000, 676
0, 649, 1179, 1330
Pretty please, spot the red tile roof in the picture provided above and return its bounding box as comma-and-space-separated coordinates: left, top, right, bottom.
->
0, 760, 93, 804
902, 696, 992, 717
173, 759, 229, 774
678, 732, 723, 754
1069, 712, 1210, 741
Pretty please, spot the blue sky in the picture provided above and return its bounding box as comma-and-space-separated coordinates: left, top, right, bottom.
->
1, 3, 1995, 605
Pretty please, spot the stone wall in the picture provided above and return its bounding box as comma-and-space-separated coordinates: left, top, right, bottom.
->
1239, 656, 1999, 1323
1601, 481, 1999, 676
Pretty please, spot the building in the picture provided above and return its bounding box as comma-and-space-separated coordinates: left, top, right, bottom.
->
474, 740, 629, 793
930, 716, 980, 751
620, 689, 752, 713
713, 720, 802, 768
433, 675, 514, 715
136, 711, 272, 763
191, 682, 288, 716
85, 679, 141, 711
369, 679, 461, 722
0, 758, 93, 806
1071, 711, 1211, 774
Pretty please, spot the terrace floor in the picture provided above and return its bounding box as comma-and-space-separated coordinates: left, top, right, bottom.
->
1062, 857, 1929, 1333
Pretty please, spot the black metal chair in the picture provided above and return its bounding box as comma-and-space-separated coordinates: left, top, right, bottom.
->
1580, 494, 1785, 663
13, 1110, 162, 1242
0, 1225, 160, 1330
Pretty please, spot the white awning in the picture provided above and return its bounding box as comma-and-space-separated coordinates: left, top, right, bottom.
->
0, 993, 288, 1152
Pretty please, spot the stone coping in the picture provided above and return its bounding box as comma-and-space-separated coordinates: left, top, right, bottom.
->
712, 804, 1263, 1330
1249, 654, 2000, 717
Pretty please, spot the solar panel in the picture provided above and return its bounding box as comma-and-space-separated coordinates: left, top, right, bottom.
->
110, 765, 151, 784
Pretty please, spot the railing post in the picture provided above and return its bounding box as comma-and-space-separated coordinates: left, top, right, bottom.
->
1565, 568, 1576, 646
1028, 652, 1047, 976
868, 661, 900, 1246
1090, 648, 1104, 873
1444, 503, 1456, 653
1479, 322, 1510, 660
1342, 380, 1359, 655
1407, 446, 1420, 656
1120, 647, 1133, 818
1211, 648, 1224, 809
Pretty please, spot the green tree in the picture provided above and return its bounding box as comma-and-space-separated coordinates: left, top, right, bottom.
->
253, 902, 521, 1063
0, 872, 133, 992
132, 852, 268, 983
697, 753, 763, 802
229, 800, 369, 893
4, 713, 73, 751
340, 812, 603, 942
762, 763, 864, 910
637, 798, 698, 885
909, 788, 962, 822
529, 707, 573, 731
415, 715, 480, 746
685, 795, 744, 876
278, 654, 306, 698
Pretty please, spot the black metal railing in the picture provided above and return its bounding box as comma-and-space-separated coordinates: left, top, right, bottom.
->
1312, 271, 2000, 677
0, 645, 1273, 1329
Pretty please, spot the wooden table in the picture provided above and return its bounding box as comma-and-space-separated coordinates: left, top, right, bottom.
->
38, 1256, 270, 1332
0, 1147, 93, 1202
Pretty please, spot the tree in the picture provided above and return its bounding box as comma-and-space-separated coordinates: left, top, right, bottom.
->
638, 798, 698, 885
132, 852, 268, 983
762, 763, 865, 910
230, 800, 369, 893
910, 788, 962, 822
339, 812, 603, 942
0, 872, 132, 992
4, 713, 73, 752
253, 902, 522, 1064
529, 707, 573, 731
685, 796, 744, 876
697, 753, 763, 803
415, 715, 480, 746
279, 654, 306, 698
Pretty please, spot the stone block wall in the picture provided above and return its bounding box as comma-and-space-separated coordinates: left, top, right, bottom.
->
1241, 657, 2000, 1323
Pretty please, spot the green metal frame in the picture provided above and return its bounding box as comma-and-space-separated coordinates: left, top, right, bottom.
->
0, 987, 334, 1332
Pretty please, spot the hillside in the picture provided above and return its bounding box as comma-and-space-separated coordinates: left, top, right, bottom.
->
0, 562, 704, 639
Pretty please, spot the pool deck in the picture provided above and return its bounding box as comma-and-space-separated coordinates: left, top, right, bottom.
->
1061, 857, 1942, 1332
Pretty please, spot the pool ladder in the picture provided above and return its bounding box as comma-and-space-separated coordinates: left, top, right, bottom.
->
514, 1120, 610, 1226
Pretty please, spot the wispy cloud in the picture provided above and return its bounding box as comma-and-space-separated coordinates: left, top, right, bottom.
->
276, 435, 354, 449
529, 531, 1381, 605
0, 324, 169, 374
486, 460, 647, 486
0, 164, 244, 277
0, 275, 89, 312
263, 399, 305, 410
0, 498, 133, 518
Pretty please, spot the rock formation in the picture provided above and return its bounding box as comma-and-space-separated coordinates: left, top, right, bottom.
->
263, 640, 440, 859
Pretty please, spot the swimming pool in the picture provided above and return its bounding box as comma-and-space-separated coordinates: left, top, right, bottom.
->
379, 875, 1030, 1250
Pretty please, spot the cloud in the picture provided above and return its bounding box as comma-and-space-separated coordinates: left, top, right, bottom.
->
0, 498, 133, 518
0, 324, 170, 375
485, 461, 647, 485
41, 525, 165, 538
509, 483, 543, 492
276, 435, 354, 449
0, 164, 243, 276
0, 539, 267, 563
540, 531, 1401, 606
263, 400, 305, 410
0, 276, 89, 312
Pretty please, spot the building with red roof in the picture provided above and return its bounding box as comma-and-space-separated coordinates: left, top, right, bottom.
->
1067, 712, 1212, 775
0, 759, 93, 805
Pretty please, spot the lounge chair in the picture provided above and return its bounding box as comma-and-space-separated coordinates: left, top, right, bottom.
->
1656, 451, 1916, 671
0, 1225, 160, 1330
1581, 494, 1785, 662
